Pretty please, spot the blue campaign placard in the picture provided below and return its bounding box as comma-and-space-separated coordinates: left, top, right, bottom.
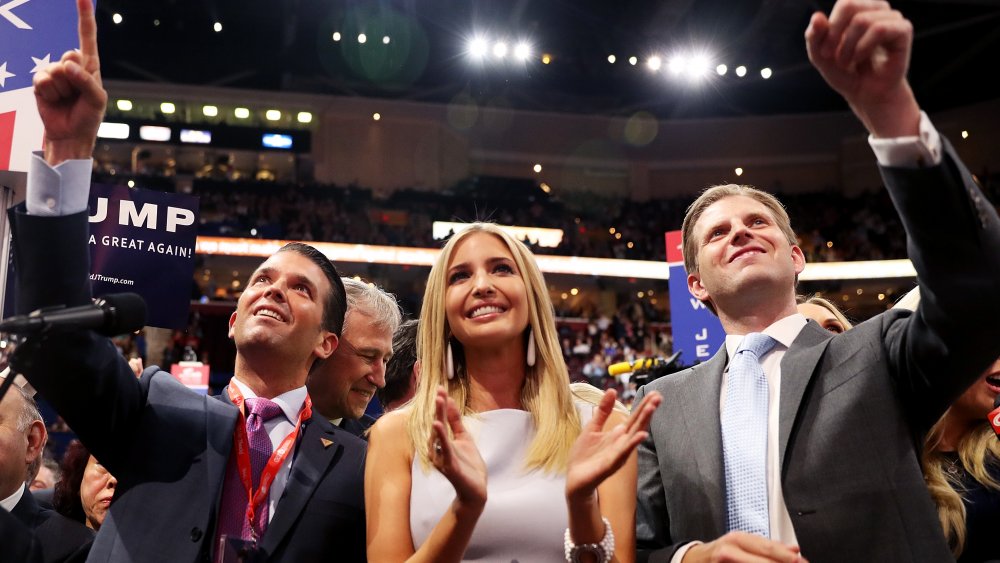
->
88, 184, 199, 329
666, 231, 725, 366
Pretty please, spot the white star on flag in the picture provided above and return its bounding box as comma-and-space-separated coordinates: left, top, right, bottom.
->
0, 62, 15, 87
30, 53, 50, 73
1, 0, 86, 171
0, 0, 34, 30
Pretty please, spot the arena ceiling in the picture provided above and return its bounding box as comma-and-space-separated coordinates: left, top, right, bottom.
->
96, 0, 1000, 119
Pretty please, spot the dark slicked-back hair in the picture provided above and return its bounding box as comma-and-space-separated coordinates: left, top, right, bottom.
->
378, 319, 419, 408
275, 242, 347, 336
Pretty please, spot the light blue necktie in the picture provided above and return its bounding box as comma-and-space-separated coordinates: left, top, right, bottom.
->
722, 332, 777, 537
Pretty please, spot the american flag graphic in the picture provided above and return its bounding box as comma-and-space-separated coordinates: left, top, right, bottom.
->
0, 0, 93, 172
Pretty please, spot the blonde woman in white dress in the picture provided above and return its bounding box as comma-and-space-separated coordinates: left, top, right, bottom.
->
366, 223, 662, 563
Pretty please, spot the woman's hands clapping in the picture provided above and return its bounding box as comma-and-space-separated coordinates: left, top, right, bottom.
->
428, 387, 488, 508
565, 389, 662, 502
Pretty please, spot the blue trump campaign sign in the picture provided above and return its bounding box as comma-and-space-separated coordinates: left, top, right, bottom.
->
666, 230, 725, 367
88, 184, 199, 329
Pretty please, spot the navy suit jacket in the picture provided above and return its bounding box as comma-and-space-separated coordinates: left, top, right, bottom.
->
8, 206, 368, 563
338, 415, 376, 440
0, 506, 43, 563
10, 486, 93, 563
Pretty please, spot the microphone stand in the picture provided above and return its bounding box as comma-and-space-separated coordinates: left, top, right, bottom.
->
631, 350, 684, 387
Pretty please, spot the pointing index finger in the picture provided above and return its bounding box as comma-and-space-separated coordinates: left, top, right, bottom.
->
77, 0, 100, 63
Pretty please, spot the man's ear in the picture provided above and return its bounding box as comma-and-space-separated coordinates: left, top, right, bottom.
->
228, 311, 237, 339
687, 271, 714, 312
315, 332, 339, 360
25, 420, 46, 466
688, 272, 710, 302
791, 244, 806, 275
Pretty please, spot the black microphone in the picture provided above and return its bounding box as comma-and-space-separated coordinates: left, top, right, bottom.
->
0, 293, 147, 337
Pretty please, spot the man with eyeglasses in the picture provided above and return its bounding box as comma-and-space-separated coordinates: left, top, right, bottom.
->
307, 278, 401, 438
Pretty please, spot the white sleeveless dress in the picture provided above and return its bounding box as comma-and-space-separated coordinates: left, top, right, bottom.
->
410, 405, 593, 562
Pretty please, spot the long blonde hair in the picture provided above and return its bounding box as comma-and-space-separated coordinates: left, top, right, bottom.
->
922, 418, 1000, 557
901, 287, 1000, 557
408, 223, 581, 473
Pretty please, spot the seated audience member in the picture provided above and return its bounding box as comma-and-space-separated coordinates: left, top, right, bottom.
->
796, 295, 853, 333
12, 3, 368, 560
377, 319, 420, 412
366, 222, 661, 562
892, 289, 1000, 562
582, 353, 608, 387
1, 385, 93, 563
633, 2, 1000, 561
54, 441, 116, 531
30, 457, 60, 492
308, 278, 401, 437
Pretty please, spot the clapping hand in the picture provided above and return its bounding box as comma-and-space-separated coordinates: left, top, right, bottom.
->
33, 0, 107, 165
428, 387, 488, 508
565, 388, 662, 502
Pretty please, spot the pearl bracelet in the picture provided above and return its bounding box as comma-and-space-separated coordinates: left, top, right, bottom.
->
563, 516, 614, 563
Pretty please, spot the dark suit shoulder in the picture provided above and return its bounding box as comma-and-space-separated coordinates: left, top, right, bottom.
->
12, 491, 93, 563
338, 415, 376, 440
0, 508, 42, 563
31, 488, 54, 510
310, 415, 368, 452
11, 487, 48, 528
34, 514, 94, 563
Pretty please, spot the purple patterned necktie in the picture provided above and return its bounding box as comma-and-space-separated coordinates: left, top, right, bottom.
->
216, 396, 284, 543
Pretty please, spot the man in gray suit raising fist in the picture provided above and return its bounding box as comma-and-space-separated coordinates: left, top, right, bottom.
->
635, 1, 1000, 562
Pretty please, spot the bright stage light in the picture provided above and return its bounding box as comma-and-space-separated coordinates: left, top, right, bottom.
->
514, 42, 531, 61
469, 37, 488, 59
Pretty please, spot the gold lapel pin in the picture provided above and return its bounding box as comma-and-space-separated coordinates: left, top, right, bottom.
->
321, 438, 334, 448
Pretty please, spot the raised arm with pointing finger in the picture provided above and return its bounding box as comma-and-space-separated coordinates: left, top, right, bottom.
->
9, 2, 370, 562
34, 0, 106, 167
634, 1, 1000, 562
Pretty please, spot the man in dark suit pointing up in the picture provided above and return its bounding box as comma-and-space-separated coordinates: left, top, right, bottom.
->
8, 2, 368, 561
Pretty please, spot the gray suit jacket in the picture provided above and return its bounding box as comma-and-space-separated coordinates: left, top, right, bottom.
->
635, 139, 1000, 563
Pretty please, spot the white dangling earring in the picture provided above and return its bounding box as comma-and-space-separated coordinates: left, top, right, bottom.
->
446, 340, 455, 380
526, 328, 536, 367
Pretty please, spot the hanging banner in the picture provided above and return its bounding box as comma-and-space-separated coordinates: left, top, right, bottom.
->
88, 183, 199, 328
666, 231, 725, 366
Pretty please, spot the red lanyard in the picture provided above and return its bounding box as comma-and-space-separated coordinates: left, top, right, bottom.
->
227, 385, 312, 541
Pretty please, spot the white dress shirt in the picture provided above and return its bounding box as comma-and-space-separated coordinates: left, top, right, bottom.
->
0, 483, 26, 513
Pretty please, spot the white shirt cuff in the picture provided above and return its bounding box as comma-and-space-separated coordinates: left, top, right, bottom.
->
26, 151, 93, 216
868, 112, 942, 168
670, 541, 703, 563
